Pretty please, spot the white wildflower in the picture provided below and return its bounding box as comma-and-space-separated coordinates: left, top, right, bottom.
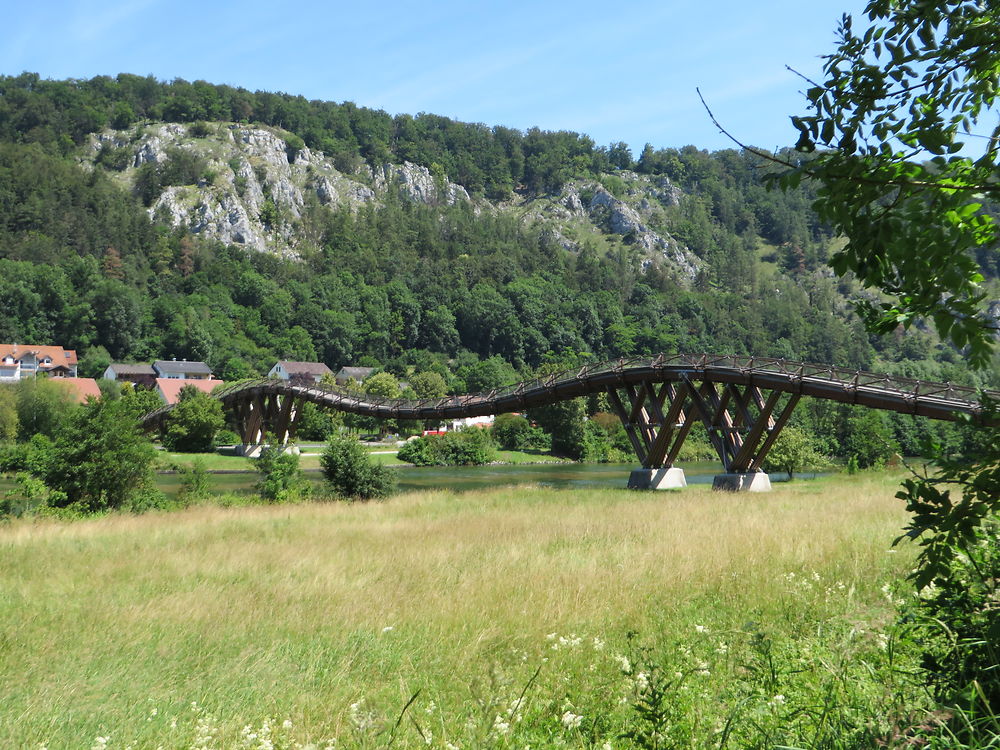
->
349, 699, 377, 733
91, 738, 110, 750
561, 711, 583, 730
634, 671, 650, 691
381, 626, 394, 633
769, 694, 786, 707
614, 655, 631, 673
445, 743, 460, 750
557, 634, 583, 649
694, 624, 708, 634
492, 715, 511, 736
592, 637, 605, 650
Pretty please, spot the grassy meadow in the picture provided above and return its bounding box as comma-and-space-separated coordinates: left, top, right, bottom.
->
1, 472, 931, 748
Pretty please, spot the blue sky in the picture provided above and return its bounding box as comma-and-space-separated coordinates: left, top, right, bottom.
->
3, 0, 867, 154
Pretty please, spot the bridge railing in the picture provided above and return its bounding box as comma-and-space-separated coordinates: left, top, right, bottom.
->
140, 353, 991, 427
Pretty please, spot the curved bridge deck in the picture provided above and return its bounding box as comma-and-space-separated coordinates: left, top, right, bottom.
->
140, 353, 996, 489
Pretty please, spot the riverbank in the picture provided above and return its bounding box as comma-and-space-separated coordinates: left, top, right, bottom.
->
0, 473, 923, 748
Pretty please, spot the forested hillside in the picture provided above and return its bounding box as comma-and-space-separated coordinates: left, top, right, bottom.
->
0, 72, 996, 413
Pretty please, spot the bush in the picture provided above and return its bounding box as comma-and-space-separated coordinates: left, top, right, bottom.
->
491, 413, 549, 451
761, 426, 827, 479
397, 428, 497, 466
43, 397, 159, 513
321, 435, 396, 500
253, 446, 312, 503
175, 457, 211, 504
213, 429, 240, 448
162, 386, 225, 452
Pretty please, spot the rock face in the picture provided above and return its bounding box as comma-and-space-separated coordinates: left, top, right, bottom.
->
989, 300, 1000, 338
83, 122, 702, 281
85, 123, 474, 257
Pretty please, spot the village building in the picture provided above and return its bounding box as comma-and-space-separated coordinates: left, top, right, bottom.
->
268, 361, 333, 384
449, 415, 495, 431
103, 363, 158, 388
154, 378, 226, 405
334, 366, 375, 386
55, 377, 103, 403
152, 359, 213, 380
0, 344, 78, 381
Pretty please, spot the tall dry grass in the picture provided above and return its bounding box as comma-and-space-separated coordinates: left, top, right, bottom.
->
0, 472, 915, 747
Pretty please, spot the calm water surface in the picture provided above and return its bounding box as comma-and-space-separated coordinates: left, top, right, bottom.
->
1, 462, 819, 500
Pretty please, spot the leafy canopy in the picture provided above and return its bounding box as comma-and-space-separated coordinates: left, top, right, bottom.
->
781, 0, 1000, 367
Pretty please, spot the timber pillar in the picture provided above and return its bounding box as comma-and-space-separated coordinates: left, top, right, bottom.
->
608, 376, 801, 493
230, 387, 302, 458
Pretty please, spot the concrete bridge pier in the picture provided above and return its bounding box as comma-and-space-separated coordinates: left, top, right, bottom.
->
628, 466, 687, 490
712, 472, 772, 492
234, 444, 301, 459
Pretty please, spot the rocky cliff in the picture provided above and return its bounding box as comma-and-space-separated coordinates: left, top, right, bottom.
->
83, 122, 701, 281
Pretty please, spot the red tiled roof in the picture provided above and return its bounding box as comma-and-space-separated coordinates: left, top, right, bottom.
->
0, 344, 77, 366
54, 377, 102, 404
155, 378, 226, 405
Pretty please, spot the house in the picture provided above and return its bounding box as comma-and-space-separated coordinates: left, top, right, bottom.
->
103, 363, 157, 388
0, 344, 78, 381
154, 378, 226, 405
54, 377, 103, 404
335, 366, 375, 386
449, 415, 495, 431
152, 359, 213, 380
268, 361, 333, 384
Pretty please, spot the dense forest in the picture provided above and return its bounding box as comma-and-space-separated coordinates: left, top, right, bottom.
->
0, 72, 997, 459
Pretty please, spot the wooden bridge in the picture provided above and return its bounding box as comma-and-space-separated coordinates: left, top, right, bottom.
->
140, 353, 996, 491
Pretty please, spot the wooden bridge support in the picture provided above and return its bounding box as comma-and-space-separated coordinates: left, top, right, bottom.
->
607, 379, 800, 491
231, 390, 302, 458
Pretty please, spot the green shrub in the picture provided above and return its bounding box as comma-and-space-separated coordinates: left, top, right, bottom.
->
397, 428, 497, 466
254, 446, 312, 503
162, 386, 225, 452
175, 456, 211, 504
321, 435, 396, 500
42, 397, 159, 513
213, 428, 240, 448
491, 413, 548, 451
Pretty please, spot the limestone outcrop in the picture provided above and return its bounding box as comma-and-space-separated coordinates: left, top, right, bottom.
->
83, 122, 703, 281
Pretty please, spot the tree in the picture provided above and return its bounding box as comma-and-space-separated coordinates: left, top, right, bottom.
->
162, 385, 225, 452
780, 0, 1000, 367
320, 434, 396, 500
15, 378, 78, 440
408, 371, 447, 399
43, 397, 158, 512
492, 413, 533, 451
776, 1, 1000, 729
761, 426, 824, 479
0, 386, 17, 442
253, 445, 311, 502
528, 398, 587, 459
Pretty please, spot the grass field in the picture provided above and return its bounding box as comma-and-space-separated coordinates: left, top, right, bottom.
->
0, 472, 927, 748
